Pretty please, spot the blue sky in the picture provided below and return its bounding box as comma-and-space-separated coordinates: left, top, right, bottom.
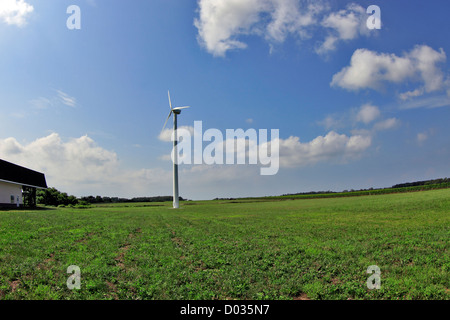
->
1, 0, 450, 200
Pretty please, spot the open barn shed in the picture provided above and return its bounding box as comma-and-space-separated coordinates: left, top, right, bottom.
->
0, 159, 47, 208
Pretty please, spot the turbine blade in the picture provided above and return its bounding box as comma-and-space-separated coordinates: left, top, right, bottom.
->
168, 90, 173, 110
174, 106, 190, 110
162, 110, 172, 131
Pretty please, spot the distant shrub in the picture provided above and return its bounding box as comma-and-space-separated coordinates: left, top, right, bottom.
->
74, 203, 91, 209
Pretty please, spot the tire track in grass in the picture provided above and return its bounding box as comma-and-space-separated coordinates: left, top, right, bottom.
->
36, 253, 55, 271
9, 251, 57, 296
166, 219, 250, 299
115, 228, 142, 269
107, 227, 142, 299
75, 232, 96, 244
166, 222, 209, 274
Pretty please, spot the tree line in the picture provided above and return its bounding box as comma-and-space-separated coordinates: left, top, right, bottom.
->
391, 178, 450, 188
281, 178, 450, 197
37, 177, 449, 206
36, 187, 183, 207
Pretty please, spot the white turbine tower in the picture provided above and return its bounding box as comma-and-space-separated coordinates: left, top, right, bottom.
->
162, 90, 190, 209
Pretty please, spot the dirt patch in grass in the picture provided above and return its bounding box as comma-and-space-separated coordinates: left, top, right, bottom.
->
115, 244, 130, 269
36, 253, 55, 271
194, 261, 207, 272
76, 232, 96, 244
293, 293, 310, 300
171, 237, 185, 247
10, 280, 21, 293
132, 228, 142, 235
331, 277, 341, 285
106, 281, 119, 300
115, 228, 142, 269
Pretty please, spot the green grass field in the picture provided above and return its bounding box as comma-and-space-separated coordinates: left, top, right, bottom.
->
0, 188, 449, 300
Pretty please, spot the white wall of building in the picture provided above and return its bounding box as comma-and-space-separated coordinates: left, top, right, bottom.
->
0, 181, 23, 206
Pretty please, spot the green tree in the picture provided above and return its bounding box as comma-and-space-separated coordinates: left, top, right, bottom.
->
37, 187, 79, 206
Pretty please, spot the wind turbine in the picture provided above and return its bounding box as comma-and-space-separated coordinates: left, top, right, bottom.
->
162, 90, 190, 209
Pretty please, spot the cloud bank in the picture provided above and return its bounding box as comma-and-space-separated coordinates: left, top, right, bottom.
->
194, 0, 372, 57
0, 127, 373, 197
0, 133, 172, 197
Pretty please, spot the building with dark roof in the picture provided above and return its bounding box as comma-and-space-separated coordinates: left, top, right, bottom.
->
0, 159, 47, 208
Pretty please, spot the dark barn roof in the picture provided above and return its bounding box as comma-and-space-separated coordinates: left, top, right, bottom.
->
0, 159, 47, 189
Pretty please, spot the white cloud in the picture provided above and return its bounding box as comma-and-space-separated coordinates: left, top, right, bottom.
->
194, 0, 325, 57
398, 94, 450, 110
417, 132, 428, 146
399, 88, 425, 101
331, 48, 414, 91
316, 3, 368, 54
318, 115, 340, 130
0, 0, 33, 26
30, 97, 53, 110
320, 104, 383, 129
0, 137, 23, 155
373, 118, 399, 131
265, 0, 324, 42
409, 45, 447, 93
277, 131, 371, 168
194, 0, 267, 57
322, 4, 366, 40
317, 112, 350, 130
56, 90, 77, 107
316, 36, 338, 54
0, 133, 118, 185
319, 104, 399, 144
158, 126, 195, 142
30, 90, 77, 110
356, 104, 380, 124
331, 45, 448, 96
415, 128, 436, 147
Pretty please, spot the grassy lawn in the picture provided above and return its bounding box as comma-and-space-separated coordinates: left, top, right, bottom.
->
0, 189, 449, 300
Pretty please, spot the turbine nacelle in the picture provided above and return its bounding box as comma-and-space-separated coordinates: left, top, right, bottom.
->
162, 91, 190, 130
173, 106, 189, 115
